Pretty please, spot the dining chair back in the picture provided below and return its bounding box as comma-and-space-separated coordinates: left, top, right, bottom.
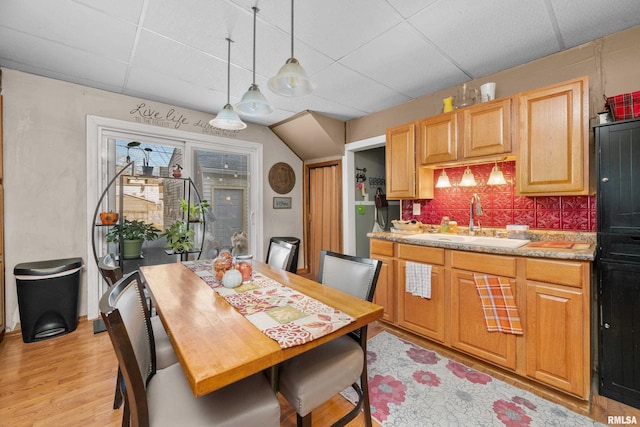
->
101, 271, 280, 427
265, 239, 297, 272
278, 250, 382, 427
98, 253, 123, 287
98, 262, 177, 410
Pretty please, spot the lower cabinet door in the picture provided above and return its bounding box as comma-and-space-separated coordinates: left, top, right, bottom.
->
372, 255, 396, 323
397, 260, 446, 343
526, 281, 586, 397
450, 269, 517, 370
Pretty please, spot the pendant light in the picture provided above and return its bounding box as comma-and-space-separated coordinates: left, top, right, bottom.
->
435, 169, 451, 188
210, 38, 247, 130
236, 7, 273, 116
487, 161, 507, 185
268, 0, 313, 96
459, 166, 477, 187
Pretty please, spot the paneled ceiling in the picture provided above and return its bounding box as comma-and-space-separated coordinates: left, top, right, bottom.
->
1, 0, 639, 127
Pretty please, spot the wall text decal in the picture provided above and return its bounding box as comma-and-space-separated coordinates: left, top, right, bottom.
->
129, 102, 240, 137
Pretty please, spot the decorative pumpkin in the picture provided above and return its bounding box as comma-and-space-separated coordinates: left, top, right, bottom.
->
222, 269, 243, 288
100, 212, 119, 225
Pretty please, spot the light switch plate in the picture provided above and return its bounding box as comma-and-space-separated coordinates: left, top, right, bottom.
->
357, 205, 366, 214
413, 203, 421, 215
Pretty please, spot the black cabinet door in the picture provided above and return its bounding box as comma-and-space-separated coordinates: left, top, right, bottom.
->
599, 261, 640, 409
596, 119, 640, 235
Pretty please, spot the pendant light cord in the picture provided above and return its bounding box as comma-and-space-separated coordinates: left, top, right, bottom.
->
290, 0, 294, 58
225, 37, 232, 104
252, 7, 258, 84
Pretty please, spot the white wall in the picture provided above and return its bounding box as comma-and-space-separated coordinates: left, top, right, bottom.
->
1, 68, 303, 330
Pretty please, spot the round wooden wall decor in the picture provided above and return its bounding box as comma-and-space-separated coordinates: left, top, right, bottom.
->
268, 162, 296, 194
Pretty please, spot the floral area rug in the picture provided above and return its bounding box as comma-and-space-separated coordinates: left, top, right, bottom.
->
342, 332, 605, 426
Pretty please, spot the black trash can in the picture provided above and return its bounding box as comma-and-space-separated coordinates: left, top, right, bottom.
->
270, 237, 300, 273
14, 257, 83, 343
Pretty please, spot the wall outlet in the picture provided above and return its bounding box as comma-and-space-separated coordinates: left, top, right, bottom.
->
413, 203, 421, 215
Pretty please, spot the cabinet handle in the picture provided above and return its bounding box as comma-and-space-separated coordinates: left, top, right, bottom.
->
601, 177, 609, 183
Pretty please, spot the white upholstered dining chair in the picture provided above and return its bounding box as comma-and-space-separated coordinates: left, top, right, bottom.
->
265, 238, 297, 272
277, 250, 382, 427
98, 258, 178, 409
100, 271, 280, 427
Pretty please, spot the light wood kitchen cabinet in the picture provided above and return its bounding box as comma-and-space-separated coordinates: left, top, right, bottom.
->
461, 97, 512, 159
385, 122, 433, 200
369, 237, 591, 399
525, 258, 590, 397
370, 239, 396, 322
418, 98, 513, 166
396, 244, 446, 343
450, 251, 518, 370
386, 123, 416, 198
417, 112, 458, 165
517, 76, 590, 195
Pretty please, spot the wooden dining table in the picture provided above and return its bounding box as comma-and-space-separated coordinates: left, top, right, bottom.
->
140, 260, 383, 397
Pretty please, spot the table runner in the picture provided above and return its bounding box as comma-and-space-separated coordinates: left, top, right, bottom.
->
183, 260, 355, 348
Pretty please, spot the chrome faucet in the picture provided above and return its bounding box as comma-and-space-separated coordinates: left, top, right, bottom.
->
469, 193, 483, 235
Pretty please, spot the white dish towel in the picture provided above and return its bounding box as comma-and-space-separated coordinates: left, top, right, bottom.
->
405, 261, 432, 299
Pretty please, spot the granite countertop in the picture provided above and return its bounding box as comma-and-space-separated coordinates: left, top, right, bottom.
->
368, 228, 596, 261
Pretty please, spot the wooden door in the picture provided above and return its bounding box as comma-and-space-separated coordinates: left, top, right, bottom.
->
462, 98, 512, 159
517, 76, 589, 195
385, 123, 416, 198
305, 161, 342, 280
417, 112, 458, 165
397, 260, 446, 343
450, 269, 517, 370
526, 281, 585, 397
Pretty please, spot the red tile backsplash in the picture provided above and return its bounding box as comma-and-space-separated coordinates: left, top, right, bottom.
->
402, 161, 595, 231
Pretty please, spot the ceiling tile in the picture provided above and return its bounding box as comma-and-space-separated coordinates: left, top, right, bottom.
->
341, 23, 469, 97
0, 0, 137, 62
409, 0, 559, 77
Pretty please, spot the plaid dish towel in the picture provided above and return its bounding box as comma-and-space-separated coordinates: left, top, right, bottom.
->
473, 274, 523, 335
405, 262, 432, 299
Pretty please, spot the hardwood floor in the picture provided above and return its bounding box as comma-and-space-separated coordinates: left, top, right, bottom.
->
0, 319, 380, 427
1, 318, 638, 426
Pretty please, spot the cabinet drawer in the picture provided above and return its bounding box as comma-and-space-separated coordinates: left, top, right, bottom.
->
451, 250, 516, 277
525, 258, 587, 288
398, 244, 445, 265
371, 239, 394, 257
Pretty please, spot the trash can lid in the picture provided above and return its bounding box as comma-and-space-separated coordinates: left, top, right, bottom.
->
14, 257, 84, 276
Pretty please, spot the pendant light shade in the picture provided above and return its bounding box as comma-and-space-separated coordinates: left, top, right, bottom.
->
268, 0, 313, 97
435, 169, 452, 188
236, 7, 273, 116
210, 38, 247, 130
459, 166, 477, 187
487, 161, 507, 185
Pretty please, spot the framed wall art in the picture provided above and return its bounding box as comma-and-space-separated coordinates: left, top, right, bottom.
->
273, 197, 292, 209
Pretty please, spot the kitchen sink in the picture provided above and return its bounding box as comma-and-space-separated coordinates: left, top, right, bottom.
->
403, 233, 530, 249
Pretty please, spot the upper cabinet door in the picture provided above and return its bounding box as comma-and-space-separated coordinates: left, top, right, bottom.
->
517, 77, 590, 195
462, 98, 512, 159
418, 112, 458, 165
386, 122, 416, 199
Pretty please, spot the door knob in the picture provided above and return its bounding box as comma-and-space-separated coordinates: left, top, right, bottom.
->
602, 177, 609, 183
603, 323, 611, 329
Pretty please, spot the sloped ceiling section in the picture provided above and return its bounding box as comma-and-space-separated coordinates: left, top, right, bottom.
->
269, 111, 345, 161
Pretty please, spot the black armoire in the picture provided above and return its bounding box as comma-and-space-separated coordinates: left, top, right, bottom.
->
596, 117, 640, 409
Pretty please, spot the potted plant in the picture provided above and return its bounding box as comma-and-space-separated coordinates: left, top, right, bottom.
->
141, 147, 154, 177
161, 220, 195, 254
105, 219, 161, 259
179, 198, 210, 222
